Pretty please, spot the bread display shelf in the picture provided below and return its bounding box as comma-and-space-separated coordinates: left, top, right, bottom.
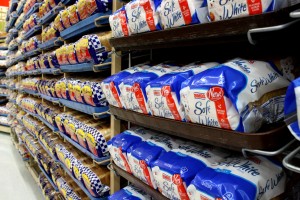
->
16, 0, 25, 15
57, 160, 109, 200
39, 5, 64, 25
21, 89, 40, 97
24, 49, 41, 59
38, 37, 64, 51
0, 114, 8, 117
0, 56, 6, 60
60, 11, 111, 40
111, 163, 168, 200
110, 4, 300, 51
109, 105, 293, 152
38, 163, 59, 192
24, 3, 42, 21
22, 109, 59, 132
9, 0, 18, 14
23, 25, 42, 40
0, 84, 7, 88
58, 131, 110, 164
0, 124, 10, 133
59, 98, 109, 119
39, 93, 59, 104
0, 47, 8, 50
39, 68, 62, 75
7, 13, 18, 30
15, 19, 24, 30
0, 94, 8, 97
60, 58, 111, 73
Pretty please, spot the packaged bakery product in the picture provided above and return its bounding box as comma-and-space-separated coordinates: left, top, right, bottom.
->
207, 0, 289, 22
119, 64, 180, 114
66, 44, 77, 64
68, 4, 80, 25
125, 0, 161, 34
81, 166, 110, 197
54, 12, 65, 32
77, 0, 112, 21
61, 8, 72, 29
75, 36, 92, 63
56, 45, 69, 65
85, 124, 110, 157
108, 185, 152, 200
101, 65, 150, 108
152, 143, 229, 199
48, 52, 60, 68
146, 62, 218, 121
81, 80, 108, 107
108, 127, 152, 173
127, 133, 179, 189
87, 33, 112, 64
158, 0, 208, 29
73, 79, 85, 103
187, 156, 286, 200
181, 58, 290, 133
109, 6, 131, 38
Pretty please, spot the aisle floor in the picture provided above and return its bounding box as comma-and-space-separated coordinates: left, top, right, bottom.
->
0, 132, 44, 200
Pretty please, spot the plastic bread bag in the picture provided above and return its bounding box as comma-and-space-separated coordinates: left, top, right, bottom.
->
81, 166, 110, 197
127, 133, 180, 189
109, 6, 131, 38
108, 185, 152, 200
75, 36, 93, 63
33, 56, 41, 69
38, 2, 47, 18
85, 123, 111, 157
180, 58, 290, 133
65, 117, 84, 142
152, 142, 230, 200
54, 12, 65, 32
283, 77, 300, 141
49, 0, 60, 10
56, 45, 69, 65
87, 33, 112, 65
48, 51, 60, 69
81, 80, 108, 107
68, 79, 78, 101
108, 127, 152, 174
68, 4, 80, 25
61, 8, 72, 29
73, 79, 85, 103
125, 0, 161, 34
76, 0, 112, 20
47, 22, 60, 41
157, 0, 208, 29
40, 54, 51, 69
146, 62, 218, 121
120, 64, 180, 114
66, 43, 78, 64
187, 155, 286, 200
207, 0, 291, 22
29, 13, 40, 29
75, 124, 90, 149
58, 78, 70, 99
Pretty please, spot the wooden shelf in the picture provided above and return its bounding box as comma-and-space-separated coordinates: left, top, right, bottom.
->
112, 163, 168, 200
110, 5, 300, 51
109, 106, 293, 152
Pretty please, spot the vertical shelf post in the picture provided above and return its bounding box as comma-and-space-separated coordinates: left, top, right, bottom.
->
109, 0, 122, 194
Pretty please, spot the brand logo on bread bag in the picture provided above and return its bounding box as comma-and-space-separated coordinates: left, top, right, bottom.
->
161, 85, 171, 97
207, 87, 224, 101
194, 92, 206, 99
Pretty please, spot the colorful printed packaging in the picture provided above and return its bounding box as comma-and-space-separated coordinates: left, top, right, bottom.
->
187, 156, 286, 200
157, 0, 209, 29
284, 77, 300, 141
108, 185, 152, 200
180, 58, 290, 132
152, 143, 229, 199
101, 64, 150, 108
127, 134, 180, 189
207, 0, 289, 22
125, 0, 161, 34
146, 62, 218, 121
109, 7, 131, 38
107, 127, 152, 173
119, 64, 179, 114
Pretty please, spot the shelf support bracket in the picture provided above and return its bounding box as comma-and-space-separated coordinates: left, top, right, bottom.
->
242, 139, 296, 158
247, 19, 300, 45
283, 146, 300, 173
